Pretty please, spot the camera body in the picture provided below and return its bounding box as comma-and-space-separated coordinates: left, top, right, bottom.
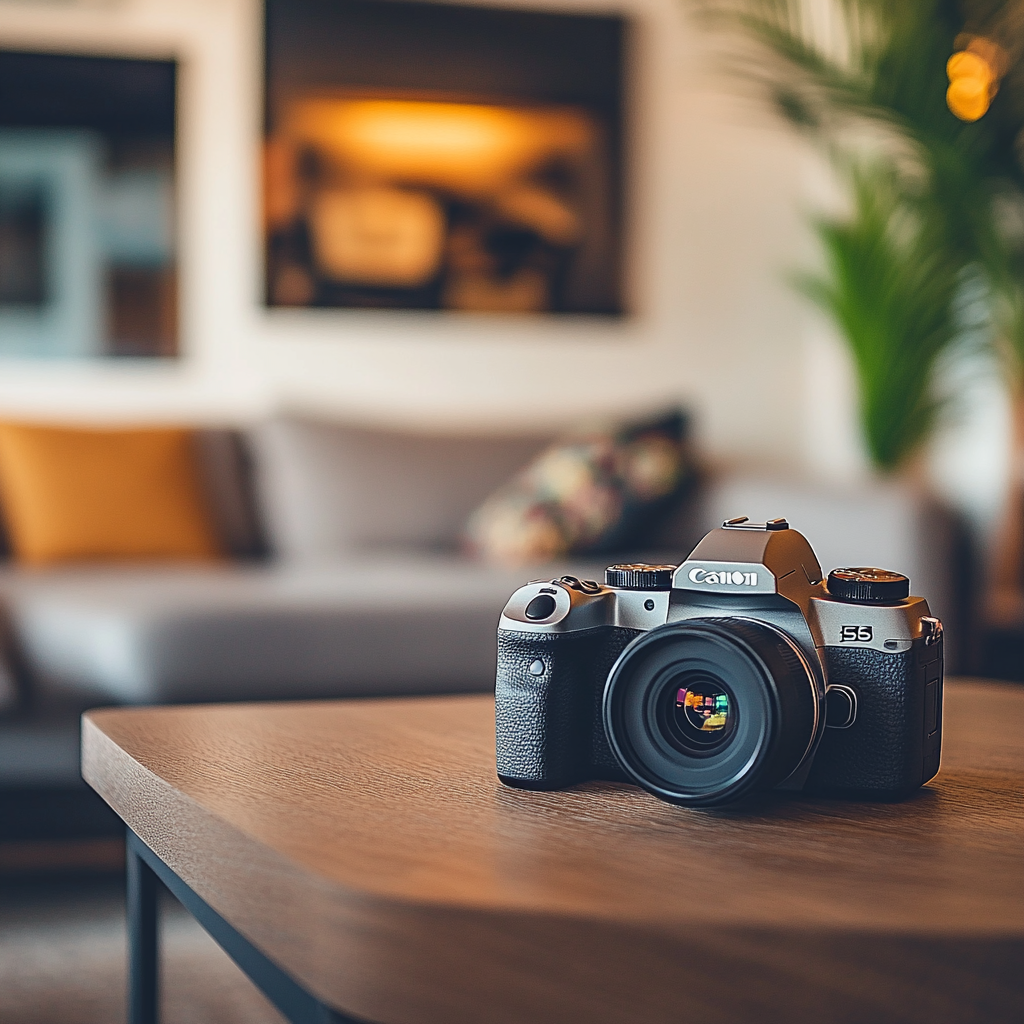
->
495, 517, 943, 806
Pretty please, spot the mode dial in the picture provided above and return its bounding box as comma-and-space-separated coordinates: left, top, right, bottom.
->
827, 567, 910, 604
605, 563, 677, 591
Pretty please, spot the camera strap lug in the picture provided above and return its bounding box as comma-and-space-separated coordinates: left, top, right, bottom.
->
921, 616, 943, 646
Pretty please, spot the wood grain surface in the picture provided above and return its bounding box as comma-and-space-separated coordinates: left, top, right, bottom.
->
82, 680, 1024, 1024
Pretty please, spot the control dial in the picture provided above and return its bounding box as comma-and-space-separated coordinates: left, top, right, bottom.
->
827, 567, 910, 604
605, 563, 677, 591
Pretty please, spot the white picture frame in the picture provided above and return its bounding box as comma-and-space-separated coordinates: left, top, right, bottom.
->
0, 128, 104, 358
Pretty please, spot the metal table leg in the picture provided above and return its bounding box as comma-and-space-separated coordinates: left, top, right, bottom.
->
125, 830, 361, 1024
127, 829, 160, 1024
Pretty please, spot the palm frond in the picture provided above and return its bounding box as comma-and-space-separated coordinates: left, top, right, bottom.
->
795, 161, 961, 468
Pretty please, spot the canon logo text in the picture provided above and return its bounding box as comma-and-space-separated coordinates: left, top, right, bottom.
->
687, 567, 758, 587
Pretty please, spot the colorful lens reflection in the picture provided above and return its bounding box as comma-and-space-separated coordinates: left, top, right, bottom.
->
663, 678, 736, 755
677, 686, 731, 732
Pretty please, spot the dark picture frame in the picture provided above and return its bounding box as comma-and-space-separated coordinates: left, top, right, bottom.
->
0, 51, 178, 358
263, 0, 626, 315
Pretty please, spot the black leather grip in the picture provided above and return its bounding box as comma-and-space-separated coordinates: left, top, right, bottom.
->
495, 626, 640, 788
806, 636, 943, 795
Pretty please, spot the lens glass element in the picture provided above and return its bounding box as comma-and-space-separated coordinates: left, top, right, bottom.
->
665, 677, 735, 754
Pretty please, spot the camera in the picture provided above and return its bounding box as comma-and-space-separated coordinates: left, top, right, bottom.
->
495, 517, 943, 807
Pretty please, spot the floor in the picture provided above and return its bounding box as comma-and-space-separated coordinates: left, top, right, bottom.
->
0, 872, 287, 1024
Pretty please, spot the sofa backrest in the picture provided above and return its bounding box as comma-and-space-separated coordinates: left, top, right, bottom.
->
249, 416, 552, 559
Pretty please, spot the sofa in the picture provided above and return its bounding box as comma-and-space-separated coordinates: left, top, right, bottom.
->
0, 414, 968, 845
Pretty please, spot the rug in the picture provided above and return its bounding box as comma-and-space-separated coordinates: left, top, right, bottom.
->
0, 874, 286, 1024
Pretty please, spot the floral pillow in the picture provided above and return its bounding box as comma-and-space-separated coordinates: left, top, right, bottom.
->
463, 411, 690, 565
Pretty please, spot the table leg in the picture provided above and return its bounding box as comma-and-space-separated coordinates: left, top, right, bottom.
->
127, 831, 160, 1024
125, 830, 364, 1024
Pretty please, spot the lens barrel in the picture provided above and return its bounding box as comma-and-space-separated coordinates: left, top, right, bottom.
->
603, 618, 820, 806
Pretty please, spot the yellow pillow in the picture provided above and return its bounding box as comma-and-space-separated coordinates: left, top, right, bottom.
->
0, 423, 221, 565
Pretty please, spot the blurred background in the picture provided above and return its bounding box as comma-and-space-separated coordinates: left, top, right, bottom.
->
0, 0, 1012, 522
0, 0, 1022, 1020
0, 0, 878, 453
0, 0, 1020, 609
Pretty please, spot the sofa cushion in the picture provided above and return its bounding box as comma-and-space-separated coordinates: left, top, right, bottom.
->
0, 554, 613, 705
194, 429, 268, 558
250, 417, 550, 559
0, 423, 221, 565
463, 409, 690, 565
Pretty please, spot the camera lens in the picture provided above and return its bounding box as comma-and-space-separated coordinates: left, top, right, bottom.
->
603, 618, 820, 807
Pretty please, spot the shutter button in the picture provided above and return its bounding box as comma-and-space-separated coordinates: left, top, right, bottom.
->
557, 576, 602, 594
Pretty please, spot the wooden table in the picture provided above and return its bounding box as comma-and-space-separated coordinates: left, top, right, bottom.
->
82, 679, 1024, 1024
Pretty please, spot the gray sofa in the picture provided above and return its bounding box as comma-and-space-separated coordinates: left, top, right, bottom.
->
0, 415, 966, 843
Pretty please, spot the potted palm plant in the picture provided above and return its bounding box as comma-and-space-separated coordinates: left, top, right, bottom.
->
692, 0, 1024, 643
691, 0, 1024, 473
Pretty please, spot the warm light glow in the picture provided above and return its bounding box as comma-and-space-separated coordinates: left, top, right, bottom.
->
946, 37, 1005, 122
946, 51, 993, 86
308, 186, 445, 287
285, 98, 596, 194
263, 93, 618, 312
947, 76, 991, 122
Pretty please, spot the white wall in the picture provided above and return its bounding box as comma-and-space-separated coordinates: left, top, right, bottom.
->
0, 0, 837, 475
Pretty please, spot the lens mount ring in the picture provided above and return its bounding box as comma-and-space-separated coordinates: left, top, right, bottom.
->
602, 617, 821, 807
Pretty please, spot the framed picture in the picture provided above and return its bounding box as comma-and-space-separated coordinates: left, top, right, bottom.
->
264, 0, 626, 315
0, 51, 177, 359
